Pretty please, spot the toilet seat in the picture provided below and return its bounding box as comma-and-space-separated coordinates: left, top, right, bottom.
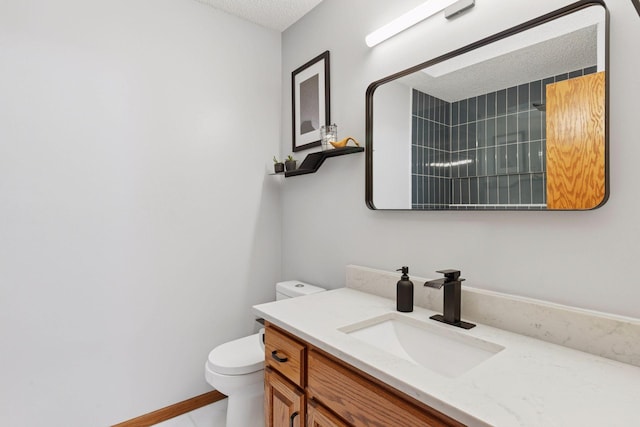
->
207, 332, 264, 375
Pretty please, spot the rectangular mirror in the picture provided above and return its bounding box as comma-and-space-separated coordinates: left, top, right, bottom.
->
366, 1, 608, 210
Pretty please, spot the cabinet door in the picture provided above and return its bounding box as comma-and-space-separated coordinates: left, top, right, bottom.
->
307, 400, 349, 427
265, 367, 305, 427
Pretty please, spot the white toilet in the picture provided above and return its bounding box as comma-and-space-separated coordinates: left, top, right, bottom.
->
205, 280, 326, 427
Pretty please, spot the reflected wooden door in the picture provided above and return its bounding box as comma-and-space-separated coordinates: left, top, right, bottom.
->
546, 71, 606, 209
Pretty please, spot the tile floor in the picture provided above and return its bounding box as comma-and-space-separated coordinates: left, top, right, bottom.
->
152, 399, 227, 427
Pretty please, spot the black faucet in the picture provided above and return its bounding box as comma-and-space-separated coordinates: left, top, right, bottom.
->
424, 269, 475, 329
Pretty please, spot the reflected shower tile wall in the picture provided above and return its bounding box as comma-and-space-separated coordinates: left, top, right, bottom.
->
411, 65, 596, 209
412, 89, 451, 209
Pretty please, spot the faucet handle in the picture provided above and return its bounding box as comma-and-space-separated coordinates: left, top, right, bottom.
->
436, 269, 464, 282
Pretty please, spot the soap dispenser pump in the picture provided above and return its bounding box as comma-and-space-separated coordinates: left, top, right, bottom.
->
396, 266, 414, 312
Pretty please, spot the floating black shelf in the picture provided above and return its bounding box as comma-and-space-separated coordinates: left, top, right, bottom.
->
284, 146, 364, 177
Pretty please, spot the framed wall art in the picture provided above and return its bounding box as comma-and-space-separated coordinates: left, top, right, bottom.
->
291, 51, 330, 152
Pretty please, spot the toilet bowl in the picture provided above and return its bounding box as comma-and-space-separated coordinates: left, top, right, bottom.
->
205, 281, 326, 427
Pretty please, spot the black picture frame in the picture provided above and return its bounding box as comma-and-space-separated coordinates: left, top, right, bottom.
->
291, 51, 330, 152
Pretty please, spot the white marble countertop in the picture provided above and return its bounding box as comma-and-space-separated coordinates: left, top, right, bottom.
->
253, 288, 640, 427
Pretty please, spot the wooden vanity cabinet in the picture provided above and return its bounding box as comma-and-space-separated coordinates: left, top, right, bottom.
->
264, 322, 464, 427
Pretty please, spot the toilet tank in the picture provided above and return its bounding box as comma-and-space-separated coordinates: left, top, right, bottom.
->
276, 280, 326, 300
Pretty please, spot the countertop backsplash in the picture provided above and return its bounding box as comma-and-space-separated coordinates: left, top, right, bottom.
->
346, 265, 640, 367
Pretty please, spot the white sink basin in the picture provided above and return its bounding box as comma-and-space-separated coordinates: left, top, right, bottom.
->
339, 313, 504, 378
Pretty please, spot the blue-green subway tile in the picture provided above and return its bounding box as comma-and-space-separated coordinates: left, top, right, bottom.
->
507, 114, 518, 143
468, 97, 477, 122
467, 151, 477, 177
486, 117, 497, 146
496, 116, 507, 145
520, 174, 532, 204
532, 173, 544, 204
486, 92, 496, 118
486, 146, 497, 176
507, 144, 518, 174
517, 111, 529, 142
530, 80, 542, 105
461, 179, 470, 204
530, 110, 542, 141
497, 89, 507, 116
508, 175, 520, 204
507, 86, 518, 114
488, 176, 498, 204
518, 83, 529, 112
554, 72, 568, 82
443, 127, 451, 151
459, 98, 468, 124
498, 175, 509, 204
518, 143, 529, 173
569, 69, 582, 79
477, 94, 487, 120
452, 101, 459, 125
460, 124, 469, 151
497, 145, 508, 174
468, 122, 477, 149
469, 177, 479, 204
478, 176, 488, 204
476, 120, 486, 148
476, 148, 487, 176
530, 140, 543, 172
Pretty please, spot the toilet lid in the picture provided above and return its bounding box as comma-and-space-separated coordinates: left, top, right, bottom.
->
207, 333, 264, 375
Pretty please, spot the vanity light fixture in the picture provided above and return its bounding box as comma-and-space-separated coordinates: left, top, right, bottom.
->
365, 0, 459, 47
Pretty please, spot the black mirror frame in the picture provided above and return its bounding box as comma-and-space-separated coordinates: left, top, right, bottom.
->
632, 0, 640, 16
365, 0, 609, 211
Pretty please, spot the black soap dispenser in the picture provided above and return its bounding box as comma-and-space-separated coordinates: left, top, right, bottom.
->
396, 266, 414, 312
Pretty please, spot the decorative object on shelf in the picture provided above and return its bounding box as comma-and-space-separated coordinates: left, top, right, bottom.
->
285, 155, 297, 172
320, 123, 338, 151
292, 51, 330, 152
273, 156, 284, 174
330, 137, 360, 149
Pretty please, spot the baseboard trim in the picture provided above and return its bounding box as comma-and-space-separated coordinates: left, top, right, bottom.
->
112, 390, 227, 427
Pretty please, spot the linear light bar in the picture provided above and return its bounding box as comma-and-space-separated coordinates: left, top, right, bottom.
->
428, 159, 473, 168
365, 0, 459, 47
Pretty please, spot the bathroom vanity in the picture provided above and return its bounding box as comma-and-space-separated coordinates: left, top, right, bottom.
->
264, 322, 462, 426
254, 282, 640, 426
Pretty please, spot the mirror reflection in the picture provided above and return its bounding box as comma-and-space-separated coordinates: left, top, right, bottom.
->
367, 3, 607, 211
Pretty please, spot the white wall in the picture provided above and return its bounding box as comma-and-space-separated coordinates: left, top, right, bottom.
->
372, 81, 412, 209
0, 1, 281, 426
281, 0, 640, 319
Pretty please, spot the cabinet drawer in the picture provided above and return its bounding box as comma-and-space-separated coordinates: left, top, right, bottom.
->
264, 324, 306, 388
307, 349, 464, 427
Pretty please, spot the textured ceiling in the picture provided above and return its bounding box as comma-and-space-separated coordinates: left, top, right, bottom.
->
398, 25, 599, 102
193, 0, 324, 31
